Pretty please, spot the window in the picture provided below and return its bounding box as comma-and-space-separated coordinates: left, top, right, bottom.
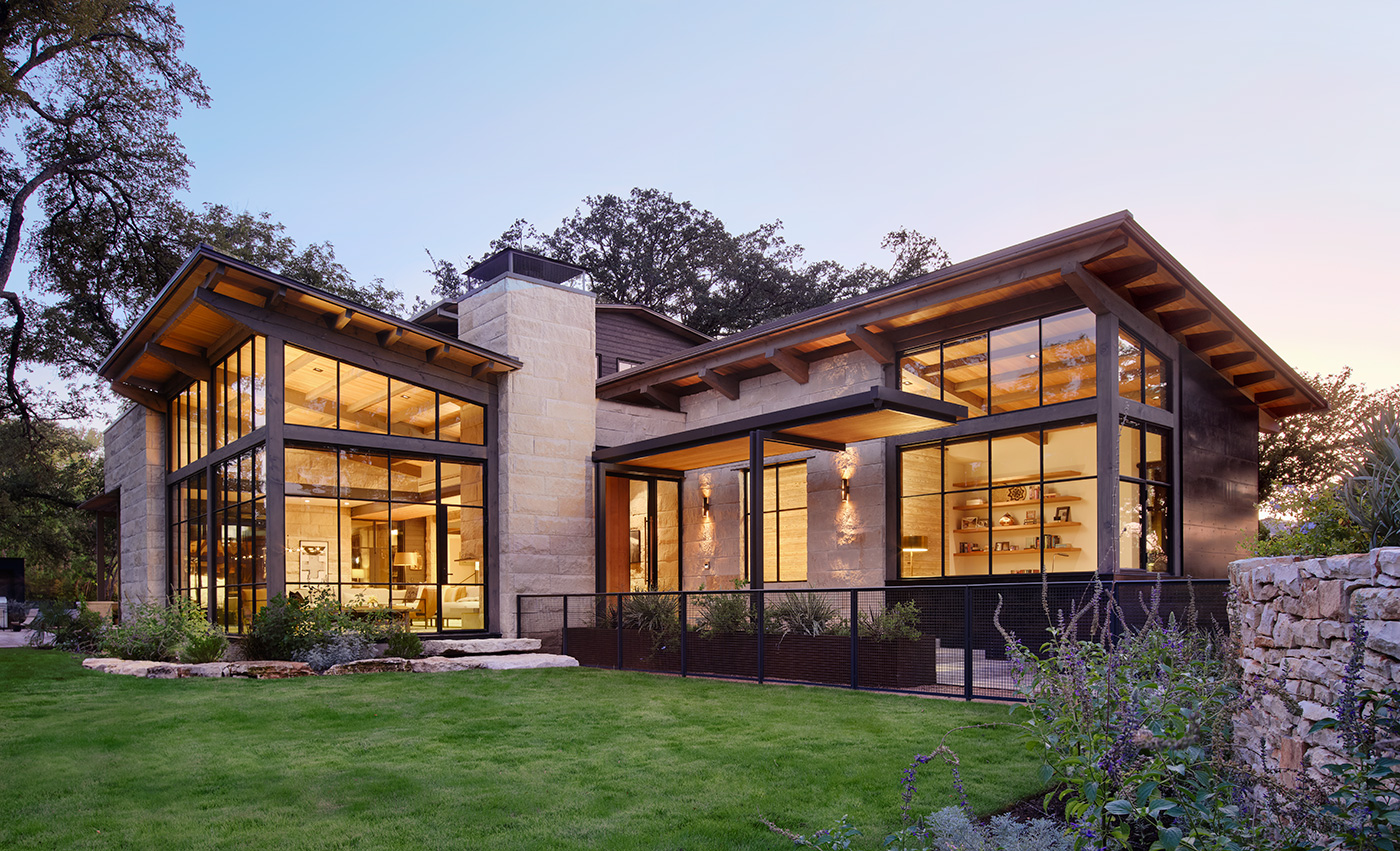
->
1117, 331, 1168, 409
1119, 420, 1171, 572
899, 309, 1096, 416
616, 359, 642, 372
283, 344, 484, 442
212, 444, 266, 633
169, 472, 207, 608
899, 423, 1098, 577
169, 380, 208, 471
742, 462, 807, 583
284, 445, 487, 632
213, 337, 266, 449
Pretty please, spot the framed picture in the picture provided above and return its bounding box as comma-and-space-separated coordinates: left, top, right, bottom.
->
1024, 509, 1038, 524
299, 540, 328, 583
960, 516, 979, 530
1054, 506, 1072, 523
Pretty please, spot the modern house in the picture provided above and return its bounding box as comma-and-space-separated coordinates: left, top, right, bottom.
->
95, 211, 1324, 636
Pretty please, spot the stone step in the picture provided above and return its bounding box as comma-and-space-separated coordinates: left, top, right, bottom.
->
83, 652, 577, 678
419, 638, 541, 657
410, 653, 578, 673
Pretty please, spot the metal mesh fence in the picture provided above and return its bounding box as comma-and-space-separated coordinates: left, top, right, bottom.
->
519, 578, 1227, 701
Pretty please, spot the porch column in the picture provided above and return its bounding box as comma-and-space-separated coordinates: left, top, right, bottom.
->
748, 429, 765, 590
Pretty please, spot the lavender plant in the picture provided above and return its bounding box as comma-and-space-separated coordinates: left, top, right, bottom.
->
995, 578, 1307, 850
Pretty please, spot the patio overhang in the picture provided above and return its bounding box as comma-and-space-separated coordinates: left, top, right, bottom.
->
592, 385, 966, 472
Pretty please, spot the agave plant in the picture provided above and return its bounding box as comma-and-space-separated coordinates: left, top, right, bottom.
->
1342, 410, 1400, 548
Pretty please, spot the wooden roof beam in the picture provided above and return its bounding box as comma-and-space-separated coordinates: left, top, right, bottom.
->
1131, 284, 1185, 313
143, 343, 208, 381
1186, 330, 1235, 353
1234, 370, 1276, 388
1253, 388, 1296, 404
640, 385, 681, 412
377, 328, 403, 348
1098, 260, 1158, 288
767, 431, 845, 453
324, 308, 355, 331
1211, 351, 1256, 370
697, 367, 740, 401
198, 263, 228, 290
1159, 308, 1212, 334
846, 326, 896, 365
765, 347, 809, 384
111, 382, 167, 413
1268, 402, 1314, 418
266, 284, 287, 309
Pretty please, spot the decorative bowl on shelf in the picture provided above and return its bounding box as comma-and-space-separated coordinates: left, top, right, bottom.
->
998, 513, 1015, 526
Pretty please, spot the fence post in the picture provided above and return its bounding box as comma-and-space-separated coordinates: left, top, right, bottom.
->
561, 595, 569, 658
615, 593, 624, 670
963, 585, 974, 701
849, 589, 859, 690
679, 591, 688, 678
755, 589, 765, 684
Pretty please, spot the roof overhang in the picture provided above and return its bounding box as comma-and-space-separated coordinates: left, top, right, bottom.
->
595, 212, 1325, 427
594, 386, 965, 471
99, 245, 522, 408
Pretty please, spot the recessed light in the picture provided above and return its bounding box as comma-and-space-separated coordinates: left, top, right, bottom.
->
312, 367, 324, 373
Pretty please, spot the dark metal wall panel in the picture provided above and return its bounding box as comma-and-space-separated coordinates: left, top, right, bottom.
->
1179, 351, 1258, 578
596, 312, 704, 376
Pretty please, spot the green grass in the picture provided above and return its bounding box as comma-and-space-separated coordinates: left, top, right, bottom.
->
0, 649, 1041, 850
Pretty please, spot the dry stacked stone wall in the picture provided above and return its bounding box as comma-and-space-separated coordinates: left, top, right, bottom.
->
1231, 547, 1400, 784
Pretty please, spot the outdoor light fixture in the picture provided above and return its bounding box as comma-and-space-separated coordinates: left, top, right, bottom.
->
702, 493, 710, 517
840, 477, 850, 501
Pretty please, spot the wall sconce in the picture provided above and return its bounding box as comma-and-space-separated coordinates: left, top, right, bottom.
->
702, 493, 710, 517
840, 477, 850, 502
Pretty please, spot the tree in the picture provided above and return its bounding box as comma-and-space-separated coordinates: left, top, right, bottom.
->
0, 416, 104, 599
0, 0, 210, 427
428, 188, 950, 338
1258, 368, 1400, 503
25, 201, 402, 413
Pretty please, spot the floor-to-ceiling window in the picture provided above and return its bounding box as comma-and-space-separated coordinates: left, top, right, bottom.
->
742, 462, 808, 584
603, 474, 679, 593
900, 422, 1098, 577
284, 446, 486, 631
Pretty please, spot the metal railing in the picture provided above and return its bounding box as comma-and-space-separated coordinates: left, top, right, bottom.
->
518, 578, 1229, 701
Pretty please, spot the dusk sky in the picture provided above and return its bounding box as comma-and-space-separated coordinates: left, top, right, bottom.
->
170, 1, 1398, 390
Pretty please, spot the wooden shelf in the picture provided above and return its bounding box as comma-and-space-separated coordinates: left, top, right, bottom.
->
951, 470, 1082, 488
954, 547, 1082, 558
954, 521, 1080, 534
952, 495, 1082, 511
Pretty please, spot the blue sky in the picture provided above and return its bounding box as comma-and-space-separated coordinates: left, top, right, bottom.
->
169, 1, 1399, 389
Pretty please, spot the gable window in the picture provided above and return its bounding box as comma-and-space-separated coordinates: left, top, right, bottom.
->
1117, 331, 1168, 409
899, 308, 1096, 416
283, 344, 484, 443
742, 461, 808, 583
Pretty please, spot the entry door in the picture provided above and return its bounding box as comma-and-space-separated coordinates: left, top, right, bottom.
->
603, 475, 679, 593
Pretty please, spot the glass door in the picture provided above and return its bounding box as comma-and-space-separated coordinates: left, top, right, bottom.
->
603, 474, 679, 593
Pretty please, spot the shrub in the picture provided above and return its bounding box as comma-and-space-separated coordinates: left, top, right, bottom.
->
619, 591, 680, 635
294, 633, 374, 672
382, 624, 423, 659
886, 806, 1072, 851
693, 580, 754, 635
766, 591, 842, 637
102, 597, 220, 662
180, 631, 229, 664
1341, 409, 1400, 548
858, 600, 921, 641
1254, 486, 1369, 557
28, 601, 106, 653
243, 590, 370, 661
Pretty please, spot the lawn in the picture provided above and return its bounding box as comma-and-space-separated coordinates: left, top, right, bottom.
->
0, 650, 1041, 850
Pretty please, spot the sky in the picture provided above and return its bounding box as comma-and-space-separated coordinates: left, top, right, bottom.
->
166, 1, 1399, 390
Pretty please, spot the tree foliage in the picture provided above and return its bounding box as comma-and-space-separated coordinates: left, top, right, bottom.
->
0, 0, 209, 426
427, 187, 950, 338
0, 416, 104, 598
1258, 368, 1400, 502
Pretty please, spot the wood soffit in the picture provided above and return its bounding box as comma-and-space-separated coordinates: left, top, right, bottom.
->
100, 246, 522, 403
595, 213, 1325, 422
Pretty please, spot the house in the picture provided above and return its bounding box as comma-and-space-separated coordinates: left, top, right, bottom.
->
94, 211, 1323, 636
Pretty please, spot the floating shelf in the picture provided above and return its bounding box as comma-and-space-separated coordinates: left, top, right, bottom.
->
952, 495, 1082, 511
951, 470, 1082, 488
954, 547, 1082, 558
954, 521, 1081, 534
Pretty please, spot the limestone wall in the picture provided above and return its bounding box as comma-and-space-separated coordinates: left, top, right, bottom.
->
104, 403, 166, 610
1231, 548, 1400, 783
458, 277, 597, 635
681, 351, 883, 429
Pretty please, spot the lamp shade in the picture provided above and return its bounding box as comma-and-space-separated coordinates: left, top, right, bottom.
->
392, 552, 420, 568
900, 536, 929, 552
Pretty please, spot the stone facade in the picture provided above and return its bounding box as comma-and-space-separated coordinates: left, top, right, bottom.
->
458, 277, 597, 635
1231, 548, 1400, 783
104, 403, 166, 609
